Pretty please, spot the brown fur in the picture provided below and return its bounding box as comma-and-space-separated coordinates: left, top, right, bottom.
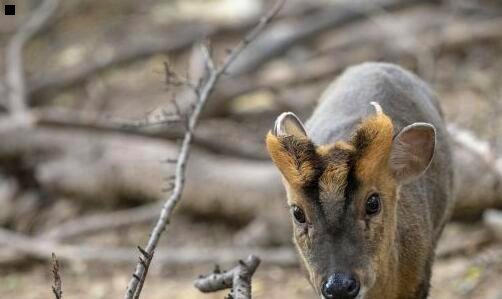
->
267, 109, 423, 298
352, 112, 394, 182
267, 112, 394, 195
265, 132, 322, 188
267, 63, 452, 299
317, 142, 353, 194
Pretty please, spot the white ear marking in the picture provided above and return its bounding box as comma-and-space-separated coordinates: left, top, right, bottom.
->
272, 112, 307, 138
370, 101, 383, 114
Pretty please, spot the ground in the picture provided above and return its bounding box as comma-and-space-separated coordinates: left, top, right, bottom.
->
1, 221, 501, 299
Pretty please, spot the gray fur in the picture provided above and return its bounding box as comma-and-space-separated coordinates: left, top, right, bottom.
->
307, 62, 453, 239
305, 62, 454, 296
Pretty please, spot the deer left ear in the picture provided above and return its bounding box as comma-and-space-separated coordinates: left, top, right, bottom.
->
266, 112, 320, 188
272, 112, 308, 139
390, 123, 436, 184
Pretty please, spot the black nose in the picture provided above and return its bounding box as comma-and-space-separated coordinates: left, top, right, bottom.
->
321, 272, 360, 299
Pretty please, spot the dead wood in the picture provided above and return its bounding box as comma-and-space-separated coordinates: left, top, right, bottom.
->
449, 125, 502, 220
25, 0, 321, 101
484, 209, 502, 242
5, 0, 60, 114
1, 122, 501, 245
27, 23, 215, 98
26, 0, 412, 103
32, 107, 268, 159
436, 223, 493, 259
226, 0, 417, 75
1, 126, 501, 267
194, 255, 260, 299
202, 0, 422, 117
40, 202, 161, 241
0, 124, 285, 216
209, 13, 502, 117
0, 227, 297, 267
39, 202, 291, 246
123, 2, 287, 297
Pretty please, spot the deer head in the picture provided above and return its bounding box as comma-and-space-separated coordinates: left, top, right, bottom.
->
266, 103, 436, 299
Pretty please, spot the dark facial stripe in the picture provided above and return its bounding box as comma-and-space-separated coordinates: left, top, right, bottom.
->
315, 147, 359, 223
343, 155, 359, 211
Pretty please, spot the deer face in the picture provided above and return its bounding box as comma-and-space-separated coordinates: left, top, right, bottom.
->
265, 104, 435, 299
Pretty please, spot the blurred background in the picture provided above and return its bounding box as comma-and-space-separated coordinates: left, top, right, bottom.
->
1, 0, 502, 298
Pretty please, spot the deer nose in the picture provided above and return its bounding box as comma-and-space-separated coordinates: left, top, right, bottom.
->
321, 272, 360, 299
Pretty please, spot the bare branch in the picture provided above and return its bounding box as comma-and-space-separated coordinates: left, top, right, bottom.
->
194, 255, 261, 299
220, 0, 286, 75
5, 0, 59, 115
124, 2, 286, 298
131, 246, 153, 299
51, 253, 63, 299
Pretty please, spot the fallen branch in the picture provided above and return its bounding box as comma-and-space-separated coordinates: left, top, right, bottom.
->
40, 202, 161, 241
28, 23, 215, 97
1, 123, 500, 245
484, 209, 502, 242
226, 0, 414, 75
30, 107, 268, 159
5, 0, 59, 115
124, 1, 286, 298
435, 223, 493, 259
203, 0, 417, 117
212, 15, 502, 117
0, 124, 285, 219
26, 0, 318, 98
449, 125, 502, 220
0, 227, 297, 266
194, 255, 261, 299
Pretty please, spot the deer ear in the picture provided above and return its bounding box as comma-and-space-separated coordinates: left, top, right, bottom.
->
390, 123, 436, 184
272, 112, 307, 139
266, 112, 319, 188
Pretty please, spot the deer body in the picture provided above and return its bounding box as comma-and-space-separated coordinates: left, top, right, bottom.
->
266, 63, 453, 299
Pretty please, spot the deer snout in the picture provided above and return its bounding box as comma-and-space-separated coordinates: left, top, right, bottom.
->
321, 272, 360, 299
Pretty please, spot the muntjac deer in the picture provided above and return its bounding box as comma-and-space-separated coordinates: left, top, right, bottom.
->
266, 62, 453, 299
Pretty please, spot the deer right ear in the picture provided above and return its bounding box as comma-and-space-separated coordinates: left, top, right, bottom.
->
266, 113, 319, 188
272, 112, 308, 139
389, 123, 436, 184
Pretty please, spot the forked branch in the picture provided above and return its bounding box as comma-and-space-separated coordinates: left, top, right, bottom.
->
123, 1, 286, 298
5, 0, 59, 116
194, 255, 261, 299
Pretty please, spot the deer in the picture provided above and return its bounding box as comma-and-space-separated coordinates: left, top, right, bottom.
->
265, 62, 453, 299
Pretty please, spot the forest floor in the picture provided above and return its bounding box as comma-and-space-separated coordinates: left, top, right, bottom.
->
1, 220, 501, 299
1, 1, 502, 298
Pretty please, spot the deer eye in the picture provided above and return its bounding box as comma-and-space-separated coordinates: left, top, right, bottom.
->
291, 205, 306, 224
365, 193, 381, 216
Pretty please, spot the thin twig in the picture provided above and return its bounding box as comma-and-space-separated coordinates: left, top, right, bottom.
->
194, 255, 261, 299
5, 0, 59, 116
123, 2, 286, 298
51, 253, 63, 299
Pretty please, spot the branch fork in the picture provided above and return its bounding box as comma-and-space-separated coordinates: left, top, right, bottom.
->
123, 1, 286, 298
194, 255, 261, 299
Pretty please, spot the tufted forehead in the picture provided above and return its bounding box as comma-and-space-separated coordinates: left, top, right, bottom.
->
317, 142, 354, 196
266, 109, 395, 205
